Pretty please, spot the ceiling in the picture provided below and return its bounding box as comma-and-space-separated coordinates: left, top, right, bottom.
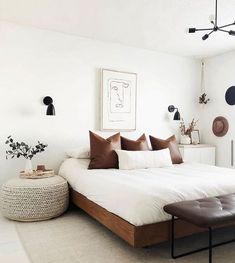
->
1, 0, 235, 58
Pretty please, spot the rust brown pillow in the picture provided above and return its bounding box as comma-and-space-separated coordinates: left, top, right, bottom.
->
121, 134, 149, 151
149, 135, 183, 164
88, 131, 121, 169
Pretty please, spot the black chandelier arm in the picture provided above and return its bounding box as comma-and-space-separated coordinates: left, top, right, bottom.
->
207, 30, 215, 36
218, 28, 235, 36
198, 28, 214, 31
218, 28, 230, 33
215, 0, 218, 26
219, 22, 235, 29
202, 30, 214, 41
195, 28, 214, 32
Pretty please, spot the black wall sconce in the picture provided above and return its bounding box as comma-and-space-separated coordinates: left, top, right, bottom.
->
43, 96, 55, 115
168, 105, 181, 120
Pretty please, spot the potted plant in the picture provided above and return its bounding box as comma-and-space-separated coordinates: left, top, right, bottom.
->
5, 136, 48, 173
199, 93, 210, 104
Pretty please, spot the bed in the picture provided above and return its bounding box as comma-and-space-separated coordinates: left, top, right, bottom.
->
59, 158, 235, 247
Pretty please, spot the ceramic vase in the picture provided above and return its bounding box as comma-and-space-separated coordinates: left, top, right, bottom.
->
25, 159, 33, 173
180, 135, 191, 145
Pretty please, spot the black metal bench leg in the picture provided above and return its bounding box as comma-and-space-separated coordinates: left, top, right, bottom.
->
171, 215, 214, 263
209, 227, 212, 263
171, 215, 175, 259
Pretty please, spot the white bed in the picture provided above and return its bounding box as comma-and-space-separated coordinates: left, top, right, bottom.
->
59, 158, 235, 226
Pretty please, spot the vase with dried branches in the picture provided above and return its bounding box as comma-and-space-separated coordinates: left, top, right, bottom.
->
179, 119, 199, 144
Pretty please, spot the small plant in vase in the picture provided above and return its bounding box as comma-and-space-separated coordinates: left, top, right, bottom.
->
5, 136, 48, 173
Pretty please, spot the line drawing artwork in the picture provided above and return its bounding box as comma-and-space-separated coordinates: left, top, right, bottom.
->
107, 78, 131, 122
101, 69, 136, 130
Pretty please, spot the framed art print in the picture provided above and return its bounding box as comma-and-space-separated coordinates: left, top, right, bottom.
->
101, 69, 137, 131
191, 130, 200, 145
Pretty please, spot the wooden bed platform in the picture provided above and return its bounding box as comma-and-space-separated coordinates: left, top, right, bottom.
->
71, 189, 207, 248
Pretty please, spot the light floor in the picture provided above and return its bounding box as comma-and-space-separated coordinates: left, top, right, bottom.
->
0, 214, 30, 263
1, 209, 235, 263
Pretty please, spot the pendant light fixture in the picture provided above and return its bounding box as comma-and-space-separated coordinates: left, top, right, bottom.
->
188, 0, 235, 40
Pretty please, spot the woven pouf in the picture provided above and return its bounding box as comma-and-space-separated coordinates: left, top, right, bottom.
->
0, 176, 69, 222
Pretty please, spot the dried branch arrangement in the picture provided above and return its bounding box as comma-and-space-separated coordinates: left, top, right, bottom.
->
180, 119, 199, 136
5, 136, 47, 160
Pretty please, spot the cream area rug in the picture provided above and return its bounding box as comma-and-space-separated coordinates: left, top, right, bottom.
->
15, 208, 235, 263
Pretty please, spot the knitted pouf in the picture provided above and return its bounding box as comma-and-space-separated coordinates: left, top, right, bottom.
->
0, 176, 69, 221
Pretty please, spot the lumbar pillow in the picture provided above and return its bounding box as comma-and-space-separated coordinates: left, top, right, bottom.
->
115, 149, 173, 170
88, 131, 121, 169
121, 134, 149, 151
66, 147, 90, 159
149, 135, 183, 164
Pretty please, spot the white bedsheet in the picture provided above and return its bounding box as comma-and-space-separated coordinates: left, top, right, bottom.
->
59, 158, 235, 226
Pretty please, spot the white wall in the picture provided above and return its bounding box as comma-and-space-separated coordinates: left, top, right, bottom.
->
0, 22, 200, 184
201, 51, 235, 168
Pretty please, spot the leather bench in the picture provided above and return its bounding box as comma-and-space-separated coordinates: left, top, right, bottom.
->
164, 194, 235, 263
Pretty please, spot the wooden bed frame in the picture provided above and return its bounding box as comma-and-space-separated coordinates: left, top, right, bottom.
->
71, 189, 207, 248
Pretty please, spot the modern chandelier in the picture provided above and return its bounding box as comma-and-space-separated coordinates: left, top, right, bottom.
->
188, 0, 235, 40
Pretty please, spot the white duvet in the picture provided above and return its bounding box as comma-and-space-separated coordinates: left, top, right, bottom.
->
59, 158, 235, 226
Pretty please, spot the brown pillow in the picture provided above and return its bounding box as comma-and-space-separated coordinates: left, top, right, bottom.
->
121, 134, 149, 151
149, 135, 183, 164
88, 131, 121, 169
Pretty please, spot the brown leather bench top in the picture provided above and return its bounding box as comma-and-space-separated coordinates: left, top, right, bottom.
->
164, 194, 235, 228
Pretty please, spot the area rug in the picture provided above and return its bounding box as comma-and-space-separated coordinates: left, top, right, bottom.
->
15, 208, 235, 263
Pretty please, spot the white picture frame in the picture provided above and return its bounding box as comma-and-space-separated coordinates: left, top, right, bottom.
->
191, 130, 200, 145
101, 69, 137, 131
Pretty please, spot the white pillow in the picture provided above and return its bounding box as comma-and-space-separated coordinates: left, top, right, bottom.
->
66, 147, 90, 159
115, 149, 173, 170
